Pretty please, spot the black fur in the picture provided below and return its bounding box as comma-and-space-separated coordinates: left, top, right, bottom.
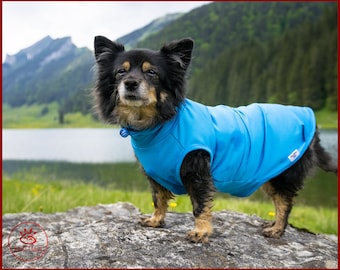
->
180, 150, 216, 218
93, 36, 338, 243
269, 130, 337, 198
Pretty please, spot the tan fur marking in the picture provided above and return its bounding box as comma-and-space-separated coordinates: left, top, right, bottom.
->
140, 186, 173, 227
187, 206, 213, 243
122, 61, 130, 71
116, 103, 158, 130
148, 87, 157, 104
261, 182, 292, 238
142, 61, 152, 72
160, 91, 168, 102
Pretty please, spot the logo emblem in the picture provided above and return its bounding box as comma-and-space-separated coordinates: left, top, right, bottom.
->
8, 222, 48, 262
288, 149, 300, 162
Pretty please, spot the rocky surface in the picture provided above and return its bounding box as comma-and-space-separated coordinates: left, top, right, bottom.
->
2, 202, 338, 269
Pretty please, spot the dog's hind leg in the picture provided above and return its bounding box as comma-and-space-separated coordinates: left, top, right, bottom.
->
261, 138, 316, 238
261, 131, 337, 238
181, 150, 216, 243
261, 181, 295, 238
140, 177, 174, 227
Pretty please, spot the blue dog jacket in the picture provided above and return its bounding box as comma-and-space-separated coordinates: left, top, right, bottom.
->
121, 99, 316, 197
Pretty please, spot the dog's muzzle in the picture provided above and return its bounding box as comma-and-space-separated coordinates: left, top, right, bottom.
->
124, 79, 140, 92
122, 79, 142, 100
118, 78, 145, 104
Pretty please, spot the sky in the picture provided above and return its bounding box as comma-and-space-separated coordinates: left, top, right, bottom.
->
2, 1, 211, 62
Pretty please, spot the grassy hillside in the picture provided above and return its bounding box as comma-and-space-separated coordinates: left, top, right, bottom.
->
2, 103, 108, 128
3, 102, 337, 129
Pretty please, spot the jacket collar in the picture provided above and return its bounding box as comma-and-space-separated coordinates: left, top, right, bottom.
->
120, 115, 178, 148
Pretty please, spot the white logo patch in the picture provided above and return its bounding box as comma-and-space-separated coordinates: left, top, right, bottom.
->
288, 149, 300, 162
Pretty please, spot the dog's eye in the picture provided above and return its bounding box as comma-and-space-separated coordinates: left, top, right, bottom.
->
147, 69, 157, 77
117, 69, 127, 76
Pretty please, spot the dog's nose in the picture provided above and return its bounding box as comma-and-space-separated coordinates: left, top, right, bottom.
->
124, 79, 139, 91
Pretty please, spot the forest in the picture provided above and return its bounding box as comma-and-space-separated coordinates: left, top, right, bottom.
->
137, 2, 337, 112
189, 5, 337, 111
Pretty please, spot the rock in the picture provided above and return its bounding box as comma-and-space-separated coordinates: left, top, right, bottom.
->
2, 202, 338, 268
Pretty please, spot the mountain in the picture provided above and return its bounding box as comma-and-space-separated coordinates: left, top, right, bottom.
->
2, 13, 181, 114
137, 2, 335, 67
2, 1, 337, 124
136, 2, 337, 111
3, 36, 95, 111
188, 4, 338, 111
117, 13, 183, 50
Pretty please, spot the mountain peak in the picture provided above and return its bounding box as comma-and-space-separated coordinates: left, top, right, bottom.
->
2, 11, 182, 109
40, 37, 75, 66
4, 36, 74, 66
117, 13, 182, 49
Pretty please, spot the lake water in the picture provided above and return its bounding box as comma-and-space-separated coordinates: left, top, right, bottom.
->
2, 128, 135, 163
2, 128, 338, 163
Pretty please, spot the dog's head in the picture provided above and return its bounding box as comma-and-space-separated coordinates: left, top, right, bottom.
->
93, 36, 194, 130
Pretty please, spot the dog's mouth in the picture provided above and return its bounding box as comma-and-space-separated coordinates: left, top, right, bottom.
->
120, 92, 147, 107
118, 80, 157, 107
124, 93, 142, 101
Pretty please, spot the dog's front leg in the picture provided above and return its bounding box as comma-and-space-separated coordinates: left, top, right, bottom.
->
181, 150, 216, 243
140, 177, 174, 228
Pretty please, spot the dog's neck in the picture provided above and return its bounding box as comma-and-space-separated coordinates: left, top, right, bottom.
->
115, 103, 159, 131
119, 117, 177, 148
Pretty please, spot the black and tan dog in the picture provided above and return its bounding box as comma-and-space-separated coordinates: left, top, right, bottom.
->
93, 36, 337, 243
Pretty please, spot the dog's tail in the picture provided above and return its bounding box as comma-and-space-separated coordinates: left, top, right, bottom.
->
313, 131, 338, 174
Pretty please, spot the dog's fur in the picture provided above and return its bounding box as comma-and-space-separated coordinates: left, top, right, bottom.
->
93, 36, 338, 243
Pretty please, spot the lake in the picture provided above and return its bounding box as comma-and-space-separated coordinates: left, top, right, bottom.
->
2, 128, 135, 163
2, 128, 338, 163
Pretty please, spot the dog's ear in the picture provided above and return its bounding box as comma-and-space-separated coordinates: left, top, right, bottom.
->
94, 36, 125, 61
160, 38, 194, 70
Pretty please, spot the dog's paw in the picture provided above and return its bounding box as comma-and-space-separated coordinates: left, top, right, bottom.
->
139, 216, 164, 228
261, 220, 275, 229
262, 226, 284, 239
186, 229, 210, 243
261, 220, 285, 238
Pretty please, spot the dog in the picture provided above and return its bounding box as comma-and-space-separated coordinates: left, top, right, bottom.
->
93, 36, 337, 243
